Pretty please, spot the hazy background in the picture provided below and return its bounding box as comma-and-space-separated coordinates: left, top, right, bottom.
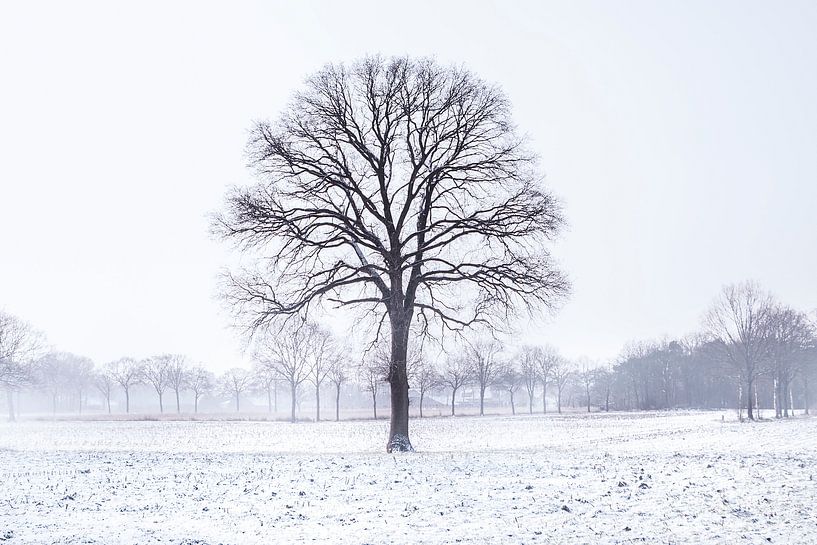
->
1, 0, 815, 369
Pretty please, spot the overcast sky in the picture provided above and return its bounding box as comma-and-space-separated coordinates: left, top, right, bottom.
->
1, 0, 815, 369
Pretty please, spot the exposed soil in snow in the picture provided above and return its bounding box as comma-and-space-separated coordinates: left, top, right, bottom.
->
1, 411, 815, 544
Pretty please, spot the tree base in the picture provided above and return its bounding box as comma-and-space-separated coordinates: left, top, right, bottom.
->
386, 433, 414, 453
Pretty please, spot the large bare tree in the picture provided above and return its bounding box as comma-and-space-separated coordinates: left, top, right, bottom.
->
704, 281, 774, 421
214, 56, 568, 451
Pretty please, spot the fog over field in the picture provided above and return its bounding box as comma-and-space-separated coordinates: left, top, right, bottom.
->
1, 1, 816, 544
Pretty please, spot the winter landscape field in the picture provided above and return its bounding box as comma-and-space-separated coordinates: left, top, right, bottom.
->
1, 411, 815, 544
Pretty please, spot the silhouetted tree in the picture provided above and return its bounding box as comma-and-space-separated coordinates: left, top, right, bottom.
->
214, 56, 568, 451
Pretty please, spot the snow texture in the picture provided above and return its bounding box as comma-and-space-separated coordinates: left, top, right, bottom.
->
1, 411, 815, 544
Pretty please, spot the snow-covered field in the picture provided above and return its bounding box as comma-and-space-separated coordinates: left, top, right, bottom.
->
1, 411, 815, 544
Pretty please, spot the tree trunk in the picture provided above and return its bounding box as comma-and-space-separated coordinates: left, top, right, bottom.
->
746, 377, 754, 421
372, 390, 377, 420
479, 386, 486, 416
267, 386, 272, 414
315, 383, 320, 422
789, 386, 795, 417
419, 390, 424, 418
605, 392, 610, 412
386, 311, 412, 452
335, 383, 341, 422
528, 391, 533, 414
557, 390, 562, 414
804, 374, 810, 415
6, 387, 15, 422
106, 394, 111, 414
542, 380, 547, 413
176, 389, 181, 413
451, 387, 457, 416
194, 393, 199, 414
290, 382, 297, 422
158, 392, 164, 414
774, 377, 781, 418
125, 387, 130, 414
783, 380, 790, 418
510, 391, 515, 415
235, 392, 240, 412
274, 383, 278, 413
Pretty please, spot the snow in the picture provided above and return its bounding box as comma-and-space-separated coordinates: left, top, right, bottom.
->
1, 411, 815, 544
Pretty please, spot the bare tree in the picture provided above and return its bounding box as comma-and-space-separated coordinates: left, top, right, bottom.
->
704, 281, 774, 421
577, 358, 596, 413
439, 356, 473, 416
497, 364, 523, 415
0, 311, 43, 421
94, 369, 115, 414
306, 325, 334, 422
550, 357, 572, 414
106, 357, 142, 414
37, 353, 68, 415
328, 358, 349, 421
593, 366, 615, 412
768, 305, 813, 418
214, 56, 568, 451
222, 367, 253, 412
165, 354, 190, 413
142, 355, 171, 413
519, 346, 539, 414
537, 345, 560, 413
359, 352, 387, 420
410, 356, 439, 418
188, 366, 212, 414
470, 339, 503, 416
252, 359, 279, 414
254, 322, 313, 422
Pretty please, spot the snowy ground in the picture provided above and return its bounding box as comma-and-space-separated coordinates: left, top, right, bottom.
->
1, 411, 815, 544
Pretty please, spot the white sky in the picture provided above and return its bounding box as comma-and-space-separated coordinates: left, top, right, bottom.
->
1, 0, 815, 369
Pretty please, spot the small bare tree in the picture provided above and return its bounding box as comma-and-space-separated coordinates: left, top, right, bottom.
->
767, 305, 813, 418
142, 355, 171, 413
165, 354, 190, 413
214, 56, 569, 451
106, 357, 142, 413
498, 364, 523, 415
410, 356, 439, 418
359, 351, 388, 420
550, 357, 572, 414
519, 346, 539, 414
254, 322, 314, 422
328, 358, 349, 421
704, 281, 774, 421
94, 369, 115, 414
537, 345, 560, 413
222, 367, 253, 412
440, 356, 473, 416
577, 358, 596, 413
252, 359, 279, 414
469, 339, 504, 416
0, 311, 43, 421
306, 325, 334, 422
188, 366, 213, 414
